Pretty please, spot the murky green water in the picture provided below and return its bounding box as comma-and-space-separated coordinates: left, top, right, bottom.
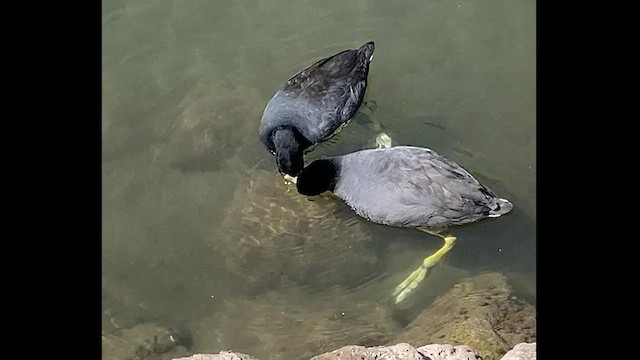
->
102, 0, 535, 359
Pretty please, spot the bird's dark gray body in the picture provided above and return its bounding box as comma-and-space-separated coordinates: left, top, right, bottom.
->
259, 42, 375, 154
329, 146, 513, 228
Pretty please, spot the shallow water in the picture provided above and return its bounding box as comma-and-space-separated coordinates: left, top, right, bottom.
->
102, 0, 535, 359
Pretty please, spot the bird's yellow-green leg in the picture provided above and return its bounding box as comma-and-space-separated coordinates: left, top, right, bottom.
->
392, 228, 457, 304
355, 100, 392, 149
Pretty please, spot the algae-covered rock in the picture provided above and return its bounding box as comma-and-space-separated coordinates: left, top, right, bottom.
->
213, 168, 383, 292
188, 288, 400, 360
393, 272, 536, 360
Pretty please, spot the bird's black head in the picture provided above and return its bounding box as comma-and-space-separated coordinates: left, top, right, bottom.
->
296, 159, 339, 196
272, 127, 309, 177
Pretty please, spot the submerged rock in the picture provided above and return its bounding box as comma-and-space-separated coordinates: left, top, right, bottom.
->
393, 272, 536, 360
169, 83, 264, 172
213, 168, 383, 293
102, 322, 190, 360
172, 271, 535, 360
187, 287, 400, 360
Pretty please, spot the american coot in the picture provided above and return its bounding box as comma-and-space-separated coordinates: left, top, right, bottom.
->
295, 146, 513, 304
259, 41, 392, 181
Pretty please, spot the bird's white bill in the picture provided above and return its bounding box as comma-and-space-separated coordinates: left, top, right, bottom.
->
376, 132, 393, 149
283, 174, 298, 184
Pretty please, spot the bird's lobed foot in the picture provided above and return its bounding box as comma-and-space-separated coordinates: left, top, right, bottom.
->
392, 265, 428, 304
